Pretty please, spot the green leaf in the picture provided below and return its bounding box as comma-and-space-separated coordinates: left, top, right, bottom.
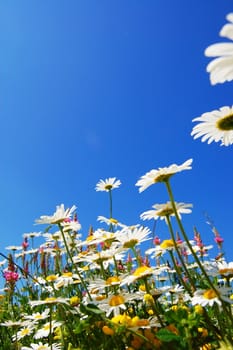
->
80, 303, 104, 315
156, 329, 180, 342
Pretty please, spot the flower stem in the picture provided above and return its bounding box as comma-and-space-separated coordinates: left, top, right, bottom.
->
166, 215, 195, 294
58, 224, 92, 301
164, 180, 233, 325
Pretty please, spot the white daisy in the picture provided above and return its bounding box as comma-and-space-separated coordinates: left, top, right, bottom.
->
136, 159, 192, 192
5, 245, 22, 251
205, 13, 233, 85
29, 297, 69, 307
34, 320, 62, 339
23, 232, 42, 239
120, 265, 155, 286
191, 288, 231, 307
35, 204, 77, 225
191, 106, 233, 146
115, 226, 151, 250
23, 309, 50, 323
95, 177, 121, 192
12, 324, 35, 341
140, 202, 192, 221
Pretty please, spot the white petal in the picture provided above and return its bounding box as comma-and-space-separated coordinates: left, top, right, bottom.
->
205, 43, 233, 57
220, 23, 233, 40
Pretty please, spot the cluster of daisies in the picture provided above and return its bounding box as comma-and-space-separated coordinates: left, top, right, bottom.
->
0, 161, 233, 350
0, 11, 233, 350
191, 12, 233, 147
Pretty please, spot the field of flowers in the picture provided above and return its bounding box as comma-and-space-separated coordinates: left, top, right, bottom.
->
0, 10, 233, 350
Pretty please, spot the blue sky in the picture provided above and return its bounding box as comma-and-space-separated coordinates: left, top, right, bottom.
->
0, 1, 232, 265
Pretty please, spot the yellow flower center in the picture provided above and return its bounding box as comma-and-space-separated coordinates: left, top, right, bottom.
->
123, 239, 138, 249
203, 289, 217, 299
62, 272, 73, 278
109, 295, 125, 306
109, 218, 118, 224
133, 266, 153, 277
105, 184, 113, 190
105, 276, 121, 285
154, 174, 171, 183
86, 235, 94, 241
46, 275, 57, 282
95, 294, 106, 301
34, 314, 43, 319
160, 239, 174, 249
219, 268, 233, 275
70, 296, 80, 306
45, 297, 57, 302
217, 114, 233, 131
20, 328, 31, 336
158, 208, 174, 216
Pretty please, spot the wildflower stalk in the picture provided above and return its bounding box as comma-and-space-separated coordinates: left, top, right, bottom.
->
49, 305, 53, 350
108, 189, 113, 219
143, 276, 165, 327
168, 250, 191, 295
131, 246, 142, 266
58, 224, 92, 301
164, 180, 233, 331
166, 215, 195, 294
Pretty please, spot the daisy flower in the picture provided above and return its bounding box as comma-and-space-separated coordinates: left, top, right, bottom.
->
205, 13, 233, 85
136, 159, 192, 192
140, 202, 192, 221
23, 232, 42, 239
97, 215, 125, 228
191, 106, 233, 146
191, 288, 231, 307
35, 204, 77, 225
34, 320, 62, 339
29, 297, 69, 308
95, 177, 121, 192
217, 261, 233, 277
116, 226, 151, 249
97, 293, 131, 316
23, 310, 50, 323
12, 324, 35, 341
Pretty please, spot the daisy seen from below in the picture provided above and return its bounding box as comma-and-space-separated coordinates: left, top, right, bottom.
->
191, 106, 233, 146
191, 287, 232, 307
135, 159, 192, 192
29, 297, 69, 308
95, 177, 121, 192
115, 226, 151, 250
140, 201, 192, 221
205, 13, 233, 85
35, 204, 77, 225
23, 309, 50, 323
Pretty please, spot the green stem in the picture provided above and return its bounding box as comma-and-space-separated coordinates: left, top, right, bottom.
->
58, 224, 92, 301
164, 180, 233, 325
109, 189, 113, 219
166, 215, 195, 294
168, 250, 191, 296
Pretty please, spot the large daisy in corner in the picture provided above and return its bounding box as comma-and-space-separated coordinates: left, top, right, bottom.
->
191, 106, 233, 146
205, 13, 233, 85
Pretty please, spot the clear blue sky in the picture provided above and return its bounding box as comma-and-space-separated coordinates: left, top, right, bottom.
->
0, 1, 232, 263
